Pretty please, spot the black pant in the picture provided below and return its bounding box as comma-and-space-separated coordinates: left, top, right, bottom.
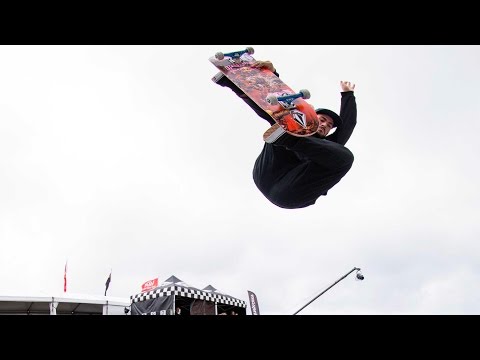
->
218, 75, 354, 209
253, 137, 354, 209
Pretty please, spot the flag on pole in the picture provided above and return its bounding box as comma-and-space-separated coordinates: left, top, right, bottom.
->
247, 290, 260, 315
63, 261, 67, 293
104, 271, 112, 296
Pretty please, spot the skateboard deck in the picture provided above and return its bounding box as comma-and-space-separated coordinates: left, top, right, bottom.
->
209, 48, 319, 138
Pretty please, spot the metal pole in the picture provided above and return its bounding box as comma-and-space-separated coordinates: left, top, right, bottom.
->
293, 267, 361, 315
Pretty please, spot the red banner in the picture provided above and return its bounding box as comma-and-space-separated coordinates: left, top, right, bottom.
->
141, 278, 158, 292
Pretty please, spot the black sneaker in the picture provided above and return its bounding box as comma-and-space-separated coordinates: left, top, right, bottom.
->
213, 71, 275, 126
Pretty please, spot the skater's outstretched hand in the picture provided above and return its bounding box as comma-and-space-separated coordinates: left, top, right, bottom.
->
340, 81, 355, 92
251, 60, 276, 73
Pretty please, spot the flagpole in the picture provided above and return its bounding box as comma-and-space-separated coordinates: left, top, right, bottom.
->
293, 267, 363, 315
64, 260, 68, 293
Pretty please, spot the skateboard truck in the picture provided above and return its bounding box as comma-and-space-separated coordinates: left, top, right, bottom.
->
215, 47, 255, 61
266, 89, 311, 108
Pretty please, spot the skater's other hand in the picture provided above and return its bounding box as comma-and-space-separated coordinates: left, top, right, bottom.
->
340, 81, 355, 92
251, 60, 276, 73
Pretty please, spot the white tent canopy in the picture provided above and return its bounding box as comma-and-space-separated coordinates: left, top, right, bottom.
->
0, 294, 130, 315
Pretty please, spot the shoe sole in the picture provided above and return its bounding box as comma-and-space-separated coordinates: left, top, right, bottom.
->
263, 123, 286, 143
211, 71, 225, 83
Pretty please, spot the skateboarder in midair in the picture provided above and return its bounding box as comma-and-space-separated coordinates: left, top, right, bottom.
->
216, 60, 357, 209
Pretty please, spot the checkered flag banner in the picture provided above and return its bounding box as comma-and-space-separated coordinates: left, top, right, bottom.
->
131, 285, 246, 308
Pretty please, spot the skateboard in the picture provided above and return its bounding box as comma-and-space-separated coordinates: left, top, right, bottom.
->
209, 47, 319, 142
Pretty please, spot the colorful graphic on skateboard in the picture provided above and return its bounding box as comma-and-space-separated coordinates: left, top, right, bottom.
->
209, 47, 319, 139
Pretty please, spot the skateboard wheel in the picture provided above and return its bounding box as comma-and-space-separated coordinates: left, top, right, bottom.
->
299, 89, 311, 99
215, 52, 224, 60
246, 47, 254, 55
266, 94, 278, 105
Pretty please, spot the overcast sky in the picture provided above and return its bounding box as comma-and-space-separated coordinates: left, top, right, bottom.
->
0, 45, 478, 315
